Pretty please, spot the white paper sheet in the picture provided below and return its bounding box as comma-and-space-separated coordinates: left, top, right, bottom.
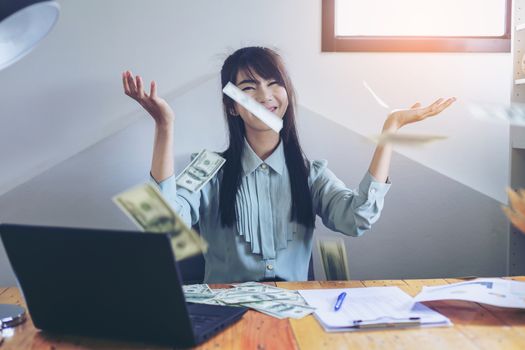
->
414, 278, 525, 308
299, 287, 451, 332
363, 80, 390, 109
222, 82, 283, 133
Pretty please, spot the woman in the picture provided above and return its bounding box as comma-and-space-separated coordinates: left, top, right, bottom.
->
122, 46, 455, 283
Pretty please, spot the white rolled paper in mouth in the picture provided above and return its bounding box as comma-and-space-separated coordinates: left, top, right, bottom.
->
223, 82, 284, 133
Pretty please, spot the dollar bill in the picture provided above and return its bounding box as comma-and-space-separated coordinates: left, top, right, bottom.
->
183, 284, 219, 304
372, 132, 448, 146
246, 300, 316, 319
113, 183, 207, 261
231, 281, 286, 293
182, 281, 315, 319
189, 298, 226, 306
183, 284, 214, 295
467, 102, 525, 126
317, 238, 350, 281
175, 149, 226, 193
220, 290, 299, 305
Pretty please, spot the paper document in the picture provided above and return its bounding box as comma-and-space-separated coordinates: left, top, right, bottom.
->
299, 287, 451, 332
414, 278, 525, 309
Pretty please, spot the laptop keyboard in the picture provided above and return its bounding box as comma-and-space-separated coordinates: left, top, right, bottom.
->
189, 314, 223, 332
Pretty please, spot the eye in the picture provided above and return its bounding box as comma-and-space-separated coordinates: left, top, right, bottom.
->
241, 86, 255, 91
268, 81, 279, 86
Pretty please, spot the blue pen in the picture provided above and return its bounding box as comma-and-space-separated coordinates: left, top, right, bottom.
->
334, 292, 347, 311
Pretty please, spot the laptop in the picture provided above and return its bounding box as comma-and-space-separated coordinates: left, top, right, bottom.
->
0, 224, 247, 347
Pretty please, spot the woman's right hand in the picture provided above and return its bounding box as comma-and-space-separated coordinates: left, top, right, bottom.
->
122, 70, 174, 127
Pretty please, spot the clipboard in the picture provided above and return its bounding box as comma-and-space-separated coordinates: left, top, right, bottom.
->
351, 316, 422, 329
298, 286, 451, 332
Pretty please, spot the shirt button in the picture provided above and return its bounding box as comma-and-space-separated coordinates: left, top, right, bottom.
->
266, 264, 273, 270
261, 164, 268, 170
370, 188, 376, 194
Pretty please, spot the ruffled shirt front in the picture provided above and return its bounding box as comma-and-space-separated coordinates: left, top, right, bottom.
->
234, 140, 296, 260
153, 139, 391, 283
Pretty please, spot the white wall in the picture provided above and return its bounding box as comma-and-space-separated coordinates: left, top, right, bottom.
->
0, 0, 511, 203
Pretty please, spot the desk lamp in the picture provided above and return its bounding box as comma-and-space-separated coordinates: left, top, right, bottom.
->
0, 0, 60, 70
0, 0, 60, 329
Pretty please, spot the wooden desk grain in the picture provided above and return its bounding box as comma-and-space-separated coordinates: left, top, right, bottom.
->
1, 278, 524, 349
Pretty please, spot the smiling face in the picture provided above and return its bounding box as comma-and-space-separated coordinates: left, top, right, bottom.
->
233, 69, 289, 132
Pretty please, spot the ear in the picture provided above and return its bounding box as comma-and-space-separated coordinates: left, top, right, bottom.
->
229, 105, 239, 116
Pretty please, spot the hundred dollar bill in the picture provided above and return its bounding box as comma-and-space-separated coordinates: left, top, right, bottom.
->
182, 281, 314, 319
246, 300, 316, 319
113, 183, 207, 261
317, 238, 350, 281
220, 290, 299, 305
230, 281, 285, 294
176, 149, 226, 193
372, 132, 448, 146
467, 102, 525, 126
183, 284, 214, 295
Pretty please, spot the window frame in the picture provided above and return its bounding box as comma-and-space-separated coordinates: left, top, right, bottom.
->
322, 0, 511, 52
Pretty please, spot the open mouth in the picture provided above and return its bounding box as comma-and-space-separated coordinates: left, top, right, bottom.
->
267, 107, 278, 113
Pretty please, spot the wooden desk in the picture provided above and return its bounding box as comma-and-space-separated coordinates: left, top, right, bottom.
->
1, 277, 524, 349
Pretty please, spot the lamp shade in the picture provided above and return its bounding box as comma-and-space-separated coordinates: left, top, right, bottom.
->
0, 0, 60, 70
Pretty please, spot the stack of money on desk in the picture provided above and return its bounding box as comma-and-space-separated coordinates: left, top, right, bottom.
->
183, 282, 315, 319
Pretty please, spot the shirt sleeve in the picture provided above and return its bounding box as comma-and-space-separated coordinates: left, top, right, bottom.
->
149, 173, 202, 227
310, 160, 391, 237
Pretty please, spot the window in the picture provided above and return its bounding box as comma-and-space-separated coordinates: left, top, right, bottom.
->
322, 0, 511, 52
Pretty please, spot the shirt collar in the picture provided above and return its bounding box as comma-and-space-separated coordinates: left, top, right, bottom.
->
241, 138, 285, 176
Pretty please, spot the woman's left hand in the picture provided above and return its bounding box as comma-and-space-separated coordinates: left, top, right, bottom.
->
384, 97, 456, 131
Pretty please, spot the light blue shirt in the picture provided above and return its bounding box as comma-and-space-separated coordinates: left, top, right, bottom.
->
153, 139, 390, 283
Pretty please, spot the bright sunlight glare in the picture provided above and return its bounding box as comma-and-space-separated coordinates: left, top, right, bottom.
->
335, 0, 506, 37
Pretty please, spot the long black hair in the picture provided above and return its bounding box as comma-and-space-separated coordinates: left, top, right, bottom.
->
219, 46, 315, 229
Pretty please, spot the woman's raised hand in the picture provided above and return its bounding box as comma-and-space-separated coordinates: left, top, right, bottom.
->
384, 97, 456, 131
122, 70, 174, 127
